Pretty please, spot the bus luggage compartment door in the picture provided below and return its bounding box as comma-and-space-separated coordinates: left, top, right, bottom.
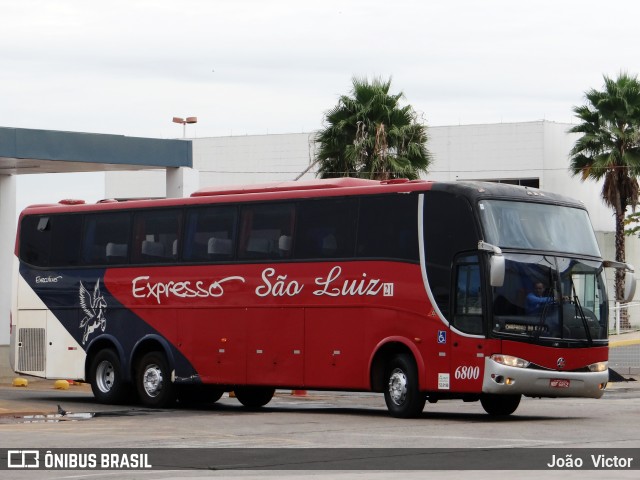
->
45, 310, 85, 379
246, 308, 304, 386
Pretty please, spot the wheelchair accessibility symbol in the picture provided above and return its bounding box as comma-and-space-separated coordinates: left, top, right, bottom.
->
437, 330, 447, 344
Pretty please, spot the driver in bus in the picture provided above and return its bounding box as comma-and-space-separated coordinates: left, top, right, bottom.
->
526, 281, 571, 336
526, 282, 555, 315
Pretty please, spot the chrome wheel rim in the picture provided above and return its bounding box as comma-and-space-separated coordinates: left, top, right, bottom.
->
388, 368, 408, 406
142, 364, 163, 398
96, 360, 115, 393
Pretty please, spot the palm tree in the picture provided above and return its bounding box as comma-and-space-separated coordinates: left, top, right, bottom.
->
315, 77, 431, 180
569, 72, 640, 309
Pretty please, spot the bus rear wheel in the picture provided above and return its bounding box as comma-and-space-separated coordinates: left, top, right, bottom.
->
480, 393, 521, 416
136, 352, 176, 408
89, 349, 128, 404
234, 387, 275, 409
384, 354, 426, 418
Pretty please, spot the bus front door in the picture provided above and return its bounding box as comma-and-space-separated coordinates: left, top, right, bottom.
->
449, 254, 486, 393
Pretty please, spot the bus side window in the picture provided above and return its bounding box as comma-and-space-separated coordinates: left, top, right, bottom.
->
20, 214, 83, 267
20, 216, 49, 266
184, 206, 238, 262
132, 209, 182, 264
82, 212, 131, 266
357, 195, 418, 261
238, 203, 294, 260
453, 254, 484, 335
295, 199, 357, 259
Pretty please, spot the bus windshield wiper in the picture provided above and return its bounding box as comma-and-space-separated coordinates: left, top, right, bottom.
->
570, 281, 593, 345
534, 289, 553, 339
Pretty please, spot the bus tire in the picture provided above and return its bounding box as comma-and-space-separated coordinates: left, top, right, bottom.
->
201, 385, 225, 403
384, 354, 426, 418
480, 393, 521, 416
234, 386, 275, 409
179, 385, 224, 406
89, 349, 128, 405
136, 352, 176, 408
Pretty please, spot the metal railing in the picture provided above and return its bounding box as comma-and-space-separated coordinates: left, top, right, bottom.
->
609, 302, 640, 375
610, 301, 640, 335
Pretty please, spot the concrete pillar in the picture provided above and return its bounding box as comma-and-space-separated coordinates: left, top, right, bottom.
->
166, 167, 200, 198
0, 175, 16, 345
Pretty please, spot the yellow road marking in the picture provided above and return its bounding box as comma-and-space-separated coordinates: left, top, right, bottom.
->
610, 339, 640, 348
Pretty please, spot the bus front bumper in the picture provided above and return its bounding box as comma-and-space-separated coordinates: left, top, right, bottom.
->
482, 357, 608, 399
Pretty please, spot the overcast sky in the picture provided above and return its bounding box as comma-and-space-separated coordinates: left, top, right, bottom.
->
4, 0, 640, 208
3, 0, 639, 140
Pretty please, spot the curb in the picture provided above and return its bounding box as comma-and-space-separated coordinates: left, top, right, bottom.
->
610, 338, 640, 348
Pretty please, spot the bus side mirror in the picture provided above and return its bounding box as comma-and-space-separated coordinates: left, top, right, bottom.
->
490, 255, 505, 287
478, 241, 505, 287
603, 261, 636, 303
624, 271, 636, 303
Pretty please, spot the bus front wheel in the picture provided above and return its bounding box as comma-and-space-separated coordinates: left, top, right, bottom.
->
89, 349, 128, 404
384, 354, 426, 418
136, 352, 176, 408
234, 387, 275, 409
480, 393, 521, 416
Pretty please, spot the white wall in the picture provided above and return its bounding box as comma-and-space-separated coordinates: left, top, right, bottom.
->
167, 167, 200, 198
192, 132, 318, 186
426, 122, 545, 183
105, 169, 166, 199
541, 122, 615, 232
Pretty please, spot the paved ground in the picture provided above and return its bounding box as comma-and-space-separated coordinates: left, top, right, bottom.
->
2, 381, 640, 480
611, 330, 640, 346
1, 376, 639, 419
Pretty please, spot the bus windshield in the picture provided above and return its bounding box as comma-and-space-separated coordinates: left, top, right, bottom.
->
479, 200, 601, 257
492, 254, 608, 341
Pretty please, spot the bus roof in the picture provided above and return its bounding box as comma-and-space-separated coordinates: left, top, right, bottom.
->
19, 178, 585, 215
431, 181, 586, 208
20, 178, 433, 214
190, 178, 427, 197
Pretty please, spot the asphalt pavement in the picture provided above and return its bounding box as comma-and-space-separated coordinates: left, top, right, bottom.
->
1, 375, 639, 420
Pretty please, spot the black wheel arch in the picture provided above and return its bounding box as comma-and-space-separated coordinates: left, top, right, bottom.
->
370, 340, 423, 393
85, 335, 129, 382
130, 335, 177, 381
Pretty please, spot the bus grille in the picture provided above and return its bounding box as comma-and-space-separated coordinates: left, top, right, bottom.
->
18, 328, 46, 373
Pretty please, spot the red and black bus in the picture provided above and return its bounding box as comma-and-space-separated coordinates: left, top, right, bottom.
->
10, 178, 632, 417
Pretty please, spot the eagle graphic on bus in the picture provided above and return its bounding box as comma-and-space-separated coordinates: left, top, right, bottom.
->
79, 280, 107, 345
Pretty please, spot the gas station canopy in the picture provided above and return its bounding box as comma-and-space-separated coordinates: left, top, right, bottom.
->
0, 127, 192, 175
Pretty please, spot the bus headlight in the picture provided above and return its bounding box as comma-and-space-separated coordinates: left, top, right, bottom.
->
588, 361, 608, 372
491, 354, 530, 369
